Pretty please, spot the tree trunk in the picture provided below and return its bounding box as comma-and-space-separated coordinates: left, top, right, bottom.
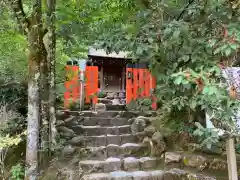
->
25, 56, 41, 180
39, 37, 50, 167
46, 0, 57, 151
8, 0, 51, 178
25, 1, 45, 179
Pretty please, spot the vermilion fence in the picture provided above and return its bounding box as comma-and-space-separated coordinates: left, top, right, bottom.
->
64, 64, 157, 110
64, 65, 80, 108
85, 66, 98, 104
64, 65, 98, 109
126, 64, 157, 110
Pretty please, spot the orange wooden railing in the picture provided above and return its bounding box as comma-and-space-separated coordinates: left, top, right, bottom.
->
85, 66, 98, 105
126, 64, 157, 110
64, 65, 80, 109
64, 65, 98, 109
64, 63, 156, 110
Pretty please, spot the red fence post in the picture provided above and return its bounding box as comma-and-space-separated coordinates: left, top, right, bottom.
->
150, 75, 157, 110
85, 66, 98, 105
138, 68, 144, 97
72, 66, 80, 104
133, 68, 139, 100
144, 69, 150, 97
126, 66, 133, 104
64, 65, 79, 109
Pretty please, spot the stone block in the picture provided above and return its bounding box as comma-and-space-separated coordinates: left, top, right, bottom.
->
82, 126, 102, 136
139, 157, 157, 169
163, 168, 188, 180
79, 160, 104, 173
62, 145, 76, 156
123, 157, 140, 171
56, 111, 69, 120
85, 135, 107, 147
58, 126, 76, 139
98, 118, 111, 126
111, 118, 128, 126
83, 117, 98, 126
95, 103, 106, 112
209, 158, 227, 171
165, 152, 182, 164
107, 135, 121, 145
121, 134, 137, 144
82, 173, 111, 180
119, 125, 131, 134
69, 135, 85, 146
110, 171, 133, 180
106, 92, 115, 99
106, 127, 119, 135
104, 157, 122, 172
121, 143, 141, 156
82, 146, 107, 159
107, 144, 120, 157
131, 171, 151, 180
163, 168, 216, 180
150, 170, 164, 180
183, 155, 207, 170
70, 125, 84, 135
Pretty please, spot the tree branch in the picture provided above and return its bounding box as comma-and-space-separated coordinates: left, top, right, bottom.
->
177, 0, 196, 21
10, 0, 30, 35
0, 81, 20, 88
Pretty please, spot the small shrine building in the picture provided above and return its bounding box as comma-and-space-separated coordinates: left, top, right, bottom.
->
64, 47, 157, 110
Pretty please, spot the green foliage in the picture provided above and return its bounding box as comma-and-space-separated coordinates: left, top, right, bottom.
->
0, 134, 23, 149
68, 101, 80, 111
0, 105, 26, 179
97, 91, 107, 98
96, 0, 240, 148
0, 82, 27, 114
10, 163, 24, 180
127, 98, 152, 111
0, 7, 28, 83
0, 4, 71, 108
56, 0, 139, 57
193, 122, 219, 149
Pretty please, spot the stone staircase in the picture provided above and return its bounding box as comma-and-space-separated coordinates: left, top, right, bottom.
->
56, 110, 219, 180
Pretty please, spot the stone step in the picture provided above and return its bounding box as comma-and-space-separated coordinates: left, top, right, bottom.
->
69, 134, 139, 147
57, 117, 131, 135
78, 143, 149, 160
58, 110, 120, 118
81, 117, 130, 127
105, 104, 126, 111
58, 110, 155, 119
81, 169, 217, 180
79, 157, 158, 173
71, 125, 131, 136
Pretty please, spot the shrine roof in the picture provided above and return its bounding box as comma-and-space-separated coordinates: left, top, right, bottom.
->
88, 47, 130, 59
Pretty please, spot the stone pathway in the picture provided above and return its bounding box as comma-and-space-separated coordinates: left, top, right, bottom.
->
57, 110, 219, 180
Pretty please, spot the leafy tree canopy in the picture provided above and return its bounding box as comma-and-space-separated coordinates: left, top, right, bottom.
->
96, 0, 240, 146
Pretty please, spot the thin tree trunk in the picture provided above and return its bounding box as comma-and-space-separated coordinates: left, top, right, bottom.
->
46, 0, 57, 150
25, 59, 41, 180
26, 32, 43, 179
25, 1, 45, 179
39, 39, 49, 167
